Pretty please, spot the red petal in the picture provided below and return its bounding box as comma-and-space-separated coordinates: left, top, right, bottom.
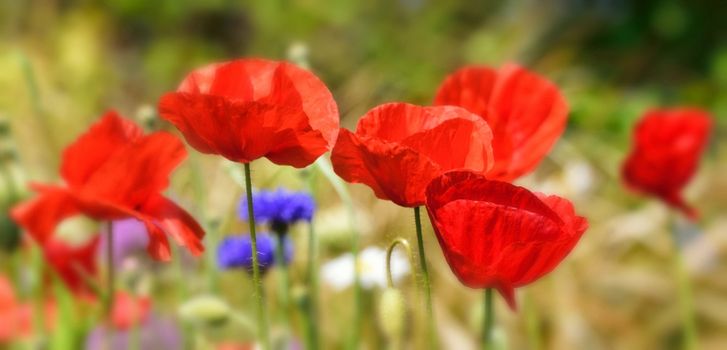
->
43, 236, 100, 295
141, 195, 205, 257
331, 129, 439, 207
60, 111, 143, 189
435, 64, 568, 181
622, 108, 712, 219
331, 103, 494, 207
10, 185, 79, 244
81, 132, 187, 208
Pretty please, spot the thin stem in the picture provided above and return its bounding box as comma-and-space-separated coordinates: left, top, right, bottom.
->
105, 221, 115, 350
274, 234, 291, 329
669, 216, 698, 350
386, 238, 413, 288
244, 162, 271, 350
414, 206, 436, 348
105, 222, 115, 317
305, 219, 320, 349
31, 245, 46, 347
483, 289, 494, 350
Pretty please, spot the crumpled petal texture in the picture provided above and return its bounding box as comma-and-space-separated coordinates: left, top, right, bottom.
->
158, 58, 339, 168
425, 171, 587, 309
331, 103, 493, 207
434, 63, 568, 181
621, 108, 712, 219
11, 112, 205, 261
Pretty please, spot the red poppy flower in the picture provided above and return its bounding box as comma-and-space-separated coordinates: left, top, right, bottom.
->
11, 111, 205, 261
158, 58, 339, 168
622, 108, 713, 219
43, 236, 99, 295
0, 276, 55, 342
331, 102, 494, 207
111, 292, 151, 330
425, 171, 588, 309
434, 63, 568, 181
0, 275, 25, 342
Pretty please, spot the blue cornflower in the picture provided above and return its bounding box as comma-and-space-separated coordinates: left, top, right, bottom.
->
238, 188, 315, 234
216, 234, 293, 273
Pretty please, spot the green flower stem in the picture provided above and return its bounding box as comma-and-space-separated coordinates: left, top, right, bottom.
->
105, 222, 115, 317
414, 206, 436, 348
104, 221, 115, 350
244, 163, 271, 350
482, 289, 494, 350
274, 233, 291, 330
30, 245, 46, 347
305, 214, 320, 349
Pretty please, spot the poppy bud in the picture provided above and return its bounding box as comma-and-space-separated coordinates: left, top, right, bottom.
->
377, 287, 407, 343
178, 295, 231, 327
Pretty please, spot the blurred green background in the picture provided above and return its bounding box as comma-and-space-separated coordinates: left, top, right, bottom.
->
1, 0, 726, 349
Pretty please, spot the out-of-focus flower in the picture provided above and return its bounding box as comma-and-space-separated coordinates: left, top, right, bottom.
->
10, 112, 205, 261
0, 275, 56, 343
99, 218, 150, 267
217, 234, 292, 273
111, 292, 151, 330
321, 246, 410, 291
84, 314, 182, 350
425, 171, 588, 309
43, 236, 99, 295
622, 108, 713, 219
158, 58, 339, 168
315, 206, 372, 251
0, 275, 27, 342
434, 63, 569, 182
238, 189, 315, 234
331, 102, 493, 207
178, 295, 231, 327
216, 342, 256, 350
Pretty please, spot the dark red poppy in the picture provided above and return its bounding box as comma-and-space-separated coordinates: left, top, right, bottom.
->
331, 102, 494, 207
11, 111, 205, 261
425, 171, 588, 309
434, 64, 568, 181
43, 236, 99, 295
158, 58, 339, 168
622, 108, 712, 219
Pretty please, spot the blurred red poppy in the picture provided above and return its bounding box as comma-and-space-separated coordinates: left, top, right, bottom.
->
622, 108, 712, 219
158, 58, 339, 168
425, 171, 588, 309
11, 111, 205, 261
434, 64, 568, 181
331, 102, 493, 207
0, 275, 25, 342
44, 236, 99, 295
111, 292, 151, 330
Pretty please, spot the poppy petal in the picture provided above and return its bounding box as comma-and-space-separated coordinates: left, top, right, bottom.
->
60, 111, 144, 189
82, 132, 187, 208
435, 64, 568, 181
332, 103, 494, 207
10, 185, 79, 244
332, 129, 440, 207
141, 195, 205, 257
